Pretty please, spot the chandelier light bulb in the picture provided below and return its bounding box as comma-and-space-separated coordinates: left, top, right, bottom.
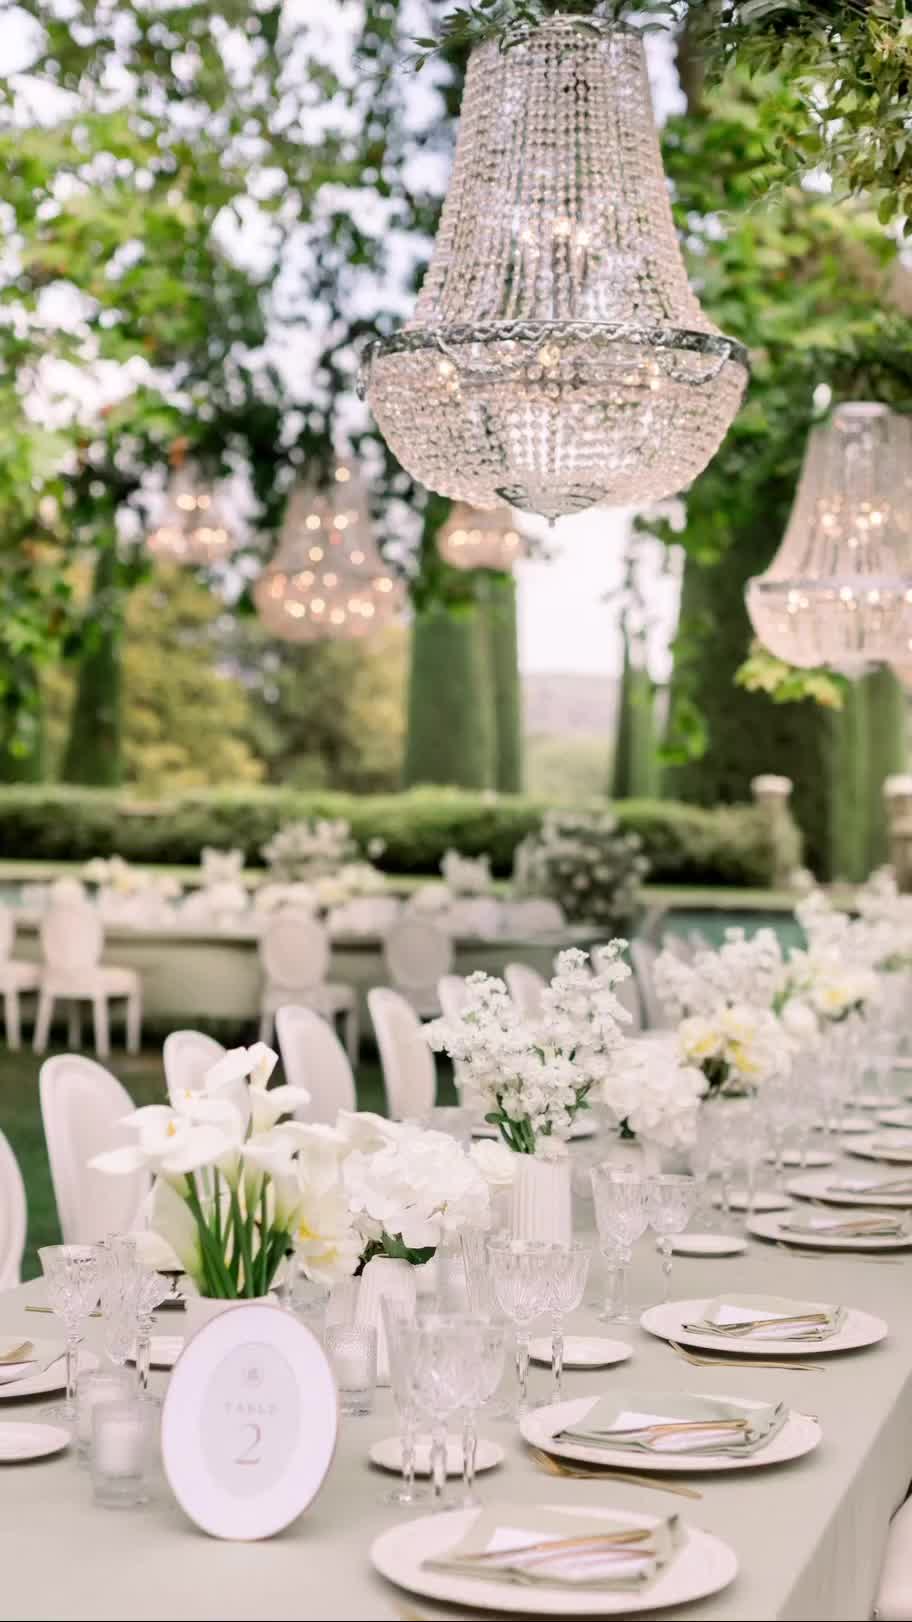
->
254, 463, 404, 643
362, 18, 748, 521
146, 465, 236, 565
437, 504, 527, 571
746, 404, 912, 670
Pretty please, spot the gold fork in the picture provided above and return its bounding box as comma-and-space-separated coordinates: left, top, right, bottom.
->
530, 1446, 703, 1499
668, 1339, 824, 1373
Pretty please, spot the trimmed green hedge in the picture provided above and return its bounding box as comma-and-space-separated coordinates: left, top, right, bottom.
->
0, 786, 798, 887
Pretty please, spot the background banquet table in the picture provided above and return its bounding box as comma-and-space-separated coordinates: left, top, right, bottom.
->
0, 1202, 908, 1622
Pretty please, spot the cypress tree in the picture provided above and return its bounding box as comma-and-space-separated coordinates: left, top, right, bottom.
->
62, 545, 123, 788
482, 572, 523, 793
402, 599, 495, 789
863, 666, 908, 872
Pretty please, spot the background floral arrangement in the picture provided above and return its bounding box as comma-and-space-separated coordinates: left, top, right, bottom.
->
512, 809, 649, 928
261, 817, 357, 882
655, 928, 793, 1096
600, 1036, 706, 1149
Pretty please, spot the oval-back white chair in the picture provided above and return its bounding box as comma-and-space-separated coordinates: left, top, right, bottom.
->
501, 898, 566, 937
630, 938, 674, 1030
383, 918, 453, 1017
275, 1004, 357, 1123
258, 911, 357, 1057
437, 974, 472, 1022
0, 1126, 27, 1289
33, 903, 142, 1058
0, 901, 41, 1051
39, 1054, 149, 1244
368, 987, 437, 1120
163, 1030, 226, 1105
505, 961, 547, 1021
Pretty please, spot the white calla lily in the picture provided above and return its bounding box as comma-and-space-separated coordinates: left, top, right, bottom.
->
90, 1105, 237, 1180
146, 1178, 204, 1282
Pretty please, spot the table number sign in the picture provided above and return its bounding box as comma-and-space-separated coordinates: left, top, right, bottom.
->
161, 1304, 338, 1540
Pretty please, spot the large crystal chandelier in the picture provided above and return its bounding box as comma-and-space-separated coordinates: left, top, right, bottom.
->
146, 464, 236, 565
362, 17, 748, 521
437, 504, 526, 571
746, 404, 912, 670
254, 463, 403, 642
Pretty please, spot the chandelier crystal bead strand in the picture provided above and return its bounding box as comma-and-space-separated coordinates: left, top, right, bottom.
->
254, 463, 403, 642
747, 404, 912, 670
362, 18, 748, 521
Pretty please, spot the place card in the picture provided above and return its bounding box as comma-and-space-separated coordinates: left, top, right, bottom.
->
161, 1303, 338, 1540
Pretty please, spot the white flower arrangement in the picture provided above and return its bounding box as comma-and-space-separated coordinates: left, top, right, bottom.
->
262, 818, 356, 882
655, 929, 793, 1096
440, 849, 494, 896
425, 945, 633, 1156
600, 1037, 706, 1150
512, 809, 649, 927
786, 889, 884, 1024
200, 847, 245, 886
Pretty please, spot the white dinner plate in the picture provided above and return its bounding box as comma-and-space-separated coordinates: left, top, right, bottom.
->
766, 1149, 834, 1169
713, 1188, 791, 1213
370, 1502, 738, 1616
668, 1234, 747, 1257
127, 1336, 184, 1370
846, 1134, 912, 1165
849, 1093, 892, 1111
747, 1211, 912, 1252
520, 1395, 821, 1475
641, 1297, 887, 1358
0, 1341, 98, 1401
787, 1170, 912, 1209
0, 1421, 70, 1462
878, 1108, 912, 1130
838, 1117, 873, 1135
530, 1336, 632, 1370
370, 1436, 504, 1478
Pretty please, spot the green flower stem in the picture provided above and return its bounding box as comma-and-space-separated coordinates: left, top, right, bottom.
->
257, 1182, 270, 1297
185, 1176, 235, 1298
229, 1185, 255, 1297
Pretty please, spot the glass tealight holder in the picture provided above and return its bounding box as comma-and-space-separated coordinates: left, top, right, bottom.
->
75, 1367, 132, 1466
324, 1324, 377, 1416
91, 1398, 151, 1508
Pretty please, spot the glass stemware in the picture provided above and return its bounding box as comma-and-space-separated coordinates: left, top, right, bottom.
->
380, 1297, 427, 1508
402, 1314, 487, 1509
645, 1174, 697, 1302
131, 1266, 171, 1403
456, 1316, 505, 1507
39, 1244, 100, 1422
543, 1243, 590, 1401
486, 1240, 555, 1414
97, 1236, 140, 1371
589, 1167, 647, 1323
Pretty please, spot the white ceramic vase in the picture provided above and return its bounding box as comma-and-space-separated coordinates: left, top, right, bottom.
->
511, 1154, 572, 1245
355, 1256, 417, 1385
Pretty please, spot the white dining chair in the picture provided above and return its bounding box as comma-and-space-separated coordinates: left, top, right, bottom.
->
163, 1029, 226, 1104
368, 987, 437, 1120
0, 903, 41, 1050
437, 974, 472, 1021
630, 938, 674, 1030
33, 903, 142, 1059
275, 1004, 357, 1123
0, 1126, 26, 1289
444, 897, 502, 939
501, 898, 566, 937
258, 911, 358, 1057
39, 1054, 149, 1245
382, 918, 453, 1017
505, 961, 547, 1021
874, 1496, 912, 1619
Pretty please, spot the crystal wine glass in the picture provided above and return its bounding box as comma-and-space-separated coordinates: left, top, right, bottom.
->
645, 1174, 698, 1302
39, 1244, 100, 1422
543, 1243, 590, 1401
460, 1228, 514, 1420
131, 1266, 171, 1403
454, 1315, 505, 1507
486, 1240, 557, 1414
589, 1166, 647, 1323
402, 1315, 486, 1509
380, 1296, 427, 1508
97, 1235, 140, 1370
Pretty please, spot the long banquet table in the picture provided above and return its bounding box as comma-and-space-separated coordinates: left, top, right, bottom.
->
2, 1186, 910, 1621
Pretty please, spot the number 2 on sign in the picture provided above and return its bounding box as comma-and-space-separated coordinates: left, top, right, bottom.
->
235, 1423, 261, 1466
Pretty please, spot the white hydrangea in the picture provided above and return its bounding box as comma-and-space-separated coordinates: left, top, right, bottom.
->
342, 1124, 490, 1253
600, 1037, 706, 1149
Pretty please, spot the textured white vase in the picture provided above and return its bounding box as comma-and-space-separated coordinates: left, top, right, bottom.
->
511, 1155, 572, 1245
355, 1256, 417, 1384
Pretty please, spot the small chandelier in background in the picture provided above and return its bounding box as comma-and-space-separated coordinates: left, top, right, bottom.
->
437, 505, 526, 572
746, 403, 912, 670
146, 463, 236, 566
254, 462, 403, 642
362, 18, 748, 521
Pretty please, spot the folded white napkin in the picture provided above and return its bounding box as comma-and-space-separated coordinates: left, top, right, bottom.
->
689, 1294, 845, 1342
556, 1390, 786, 1456
427, 1504, 682, 1591
780, 1211, 908, 1238
0, 1339, 35, 1385
827, 1175, 912, 1195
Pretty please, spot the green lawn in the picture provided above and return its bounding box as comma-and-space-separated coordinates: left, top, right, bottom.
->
2, 1041, 453, 1280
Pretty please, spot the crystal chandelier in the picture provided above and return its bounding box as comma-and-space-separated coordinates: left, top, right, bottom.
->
361, 17, 748, 521
146, 464, 236, 565
746, 404, 912, 670
437, 504, 526, 571
254, 463, 403, 642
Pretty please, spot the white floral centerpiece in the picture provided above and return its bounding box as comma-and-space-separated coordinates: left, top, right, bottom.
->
512, 808, 648, 928
655, 929, 793, 1097
440, 849, 494, 896
601, 1037, 706, 1150
786, 891, 884, 1026
262, 818, 356, 883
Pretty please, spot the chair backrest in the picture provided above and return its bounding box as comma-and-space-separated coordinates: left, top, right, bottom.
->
39, 1055, 149, 1244
0, 904, 13, 964
163, 1030, 226, 1105
368, 987, 436, 1119
630, 938, 674, 1030
437, 974, 472, 1021
383, 918, 453, 992
0, 1126, 26, 1289
445, 898, 502, 940
275, 1004, 357, 1123
40, 903, 104, 974
502, 898, 566, 937
259, 911, 329, 989
505, 961, 547, 1021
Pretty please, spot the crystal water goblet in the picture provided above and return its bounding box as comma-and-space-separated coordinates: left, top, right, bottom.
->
402, 1315, 485, 1509
760, 1075, 795, 1192
486, 1240, 555, 1414
589, 1166, 647, 1323
452, 1315, 505, 1507
543, 1243, 590, 1401
130, 1266, 171, 1402
645, 1174, 698, 1302
39, 1244, 100, 1422
380, 1296, 427, 1508
460, 1229, 514, 1419
97, 1236, 140, 1370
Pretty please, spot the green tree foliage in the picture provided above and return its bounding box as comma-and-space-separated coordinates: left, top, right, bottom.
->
62, 545, 123, 787
404, 601, 495, 790
481, 575, 524, 794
